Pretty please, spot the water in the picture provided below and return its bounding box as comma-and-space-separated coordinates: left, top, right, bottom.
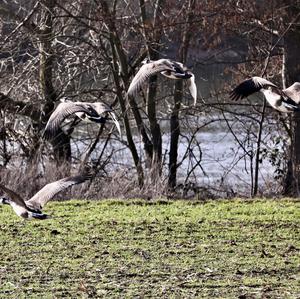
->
1, 110, 280, 196
71, 113, 279, 196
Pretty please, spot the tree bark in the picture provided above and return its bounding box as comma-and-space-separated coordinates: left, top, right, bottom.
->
282, 3, 300, 195
139, 0, 164, 174
38, 0, 71, 163
168, 0, 195, 188
168, 80, 183, 188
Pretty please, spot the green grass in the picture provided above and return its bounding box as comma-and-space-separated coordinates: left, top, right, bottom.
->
0, 199, 299, 298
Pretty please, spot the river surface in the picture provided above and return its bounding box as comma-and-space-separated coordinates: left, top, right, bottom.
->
72, 113, 280, 196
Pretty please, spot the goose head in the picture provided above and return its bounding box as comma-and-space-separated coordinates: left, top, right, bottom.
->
162, 61, 192, 80
0, 197, 10, 205
141, 58, 151, 65
59, 96, 72, 103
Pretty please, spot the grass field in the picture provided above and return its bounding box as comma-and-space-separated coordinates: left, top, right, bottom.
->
0, 199, 299, 298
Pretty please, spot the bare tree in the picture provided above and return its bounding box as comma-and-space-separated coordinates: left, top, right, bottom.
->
168, 0, 196, 188
1, 0, 299, 198
282, 1, 300, 195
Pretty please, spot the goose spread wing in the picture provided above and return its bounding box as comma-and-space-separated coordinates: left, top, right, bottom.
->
127, 60, 175, 96
26, 174, 91, 211
283, 82, 300, 104
0, 183, 27, 209
187, 74, 197, 105
44, 102, 97, 139
230, 76, 278, 101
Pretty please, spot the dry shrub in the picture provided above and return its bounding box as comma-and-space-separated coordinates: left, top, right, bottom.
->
0, 161, 91, 200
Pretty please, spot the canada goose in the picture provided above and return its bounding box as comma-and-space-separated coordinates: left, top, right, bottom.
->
44, 99, 121, 139
230, 76, 300, 113
127, 58, 197, 105
0, 174, 90, 219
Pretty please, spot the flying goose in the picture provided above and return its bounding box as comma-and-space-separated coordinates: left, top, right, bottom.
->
0, 174, 91, 219
127, 58, 197, 105
230, 76, 300, 113
43, 99, 121, 139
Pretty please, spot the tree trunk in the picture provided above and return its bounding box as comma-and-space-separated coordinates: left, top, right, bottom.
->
168, 80, 182, 188
282, 2, 300, 195
38, 0, 71, 163
168, 0, 195, 188
139, 0, 164, 175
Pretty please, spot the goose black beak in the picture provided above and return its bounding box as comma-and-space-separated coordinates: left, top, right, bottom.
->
178, 72, 192, 79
